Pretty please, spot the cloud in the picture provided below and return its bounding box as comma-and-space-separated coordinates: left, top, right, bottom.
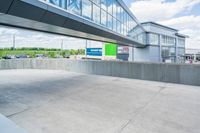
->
130, 0, 200, 22
158, 15, 200, 29
0, 26, 88, 49
130, 0, 200, 49
0, 27, 19, 35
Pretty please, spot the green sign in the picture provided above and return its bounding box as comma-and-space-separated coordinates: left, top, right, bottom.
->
104, 43, 117, 56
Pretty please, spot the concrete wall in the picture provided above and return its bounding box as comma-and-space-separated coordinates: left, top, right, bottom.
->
0, 59, 200, 86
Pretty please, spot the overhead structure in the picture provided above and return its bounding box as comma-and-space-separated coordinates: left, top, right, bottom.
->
0, 0, 146, 47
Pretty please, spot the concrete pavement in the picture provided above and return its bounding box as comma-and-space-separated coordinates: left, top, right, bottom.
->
0, 69, 200, 133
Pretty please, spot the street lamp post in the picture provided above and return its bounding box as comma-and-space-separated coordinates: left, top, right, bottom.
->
85, 39, 88, 58
12, 34, 15, 50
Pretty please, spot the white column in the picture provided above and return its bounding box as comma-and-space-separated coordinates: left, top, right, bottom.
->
159, 34, 162, 62
175, 37, 179, 63
128, 46, 134, 62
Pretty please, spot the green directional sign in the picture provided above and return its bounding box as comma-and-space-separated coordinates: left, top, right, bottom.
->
104, 43, 117, 56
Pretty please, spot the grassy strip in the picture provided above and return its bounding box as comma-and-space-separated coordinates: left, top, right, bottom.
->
0, 48, 85, 58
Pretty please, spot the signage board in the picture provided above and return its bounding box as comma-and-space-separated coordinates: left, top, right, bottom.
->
118, 46, 129, 54
86, 48, 102, 56
104, 43, 117, 56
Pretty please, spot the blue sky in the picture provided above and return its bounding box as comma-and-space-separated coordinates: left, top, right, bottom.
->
0, 0, 200, 49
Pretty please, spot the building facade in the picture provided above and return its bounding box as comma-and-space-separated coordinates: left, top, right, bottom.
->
128, 22, 187, 63
185, 49, 200, 62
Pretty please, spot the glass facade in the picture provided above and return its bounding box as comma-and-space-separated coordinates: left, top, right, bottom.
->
128, 26, 146, 44
160, 35, 176, 62
178, 48, 185, 56
161, 35, 175, 46
177, 37, 185, 61
148, 33, 159, 45
82, 0, 92, 20
68, 0, 81, 15
44, 0, 139, 38
161, 46, 176, 62
162, 47, 176, 57
178, 38, 185, 47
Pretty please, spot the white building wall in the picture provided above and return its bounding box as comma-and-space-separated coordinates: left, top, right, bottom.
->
149, 46, 160, 62
133, 46, 150, 62
133, 46, 160, 62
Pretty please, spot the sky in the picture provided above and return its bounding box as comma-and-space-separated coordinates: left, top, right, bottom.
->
125, 0, 200, 49
0, 0, 200, 49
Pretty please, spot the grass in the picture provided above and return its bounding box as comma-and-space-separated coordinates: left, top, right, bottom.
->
0, 48, 85, 58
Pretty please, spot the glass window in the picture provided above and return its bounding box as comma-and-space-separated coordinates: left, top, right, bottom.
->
113, 0, 117, 18
149, 33, 159, 45
101, 0, 107, 10
127, 16, 130, 30
49, 0, 67, 9
125, 13, 128, 27
116, 2, 121, 20
49, 0, 60, 7
101, 9, 107, 26
161, 35, 175, 46
107, 14, 113, 30
178, 48, 185, 56
113, 17, 117, 32
162, 47, 176, 57
82, 0, 92, 20
123, 11, 127, 25
117, 20, 121, 33
178, 38, 185, 47
123, 24, 127, 36
92, 0, 100, 5
129, 18, 137, 30
162, 57, 176, 63
120, 7, 124, 23
138, 34, 145, 43
93, 4, 100, 24
107, 0, 113, 15
68, 0, 81, 15
121, 24, 124, 35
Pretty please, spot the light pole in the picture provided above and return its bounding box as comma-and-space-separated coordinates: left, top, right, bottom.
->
12, 34, 15, 50
61, 39, 64, 50
60, 39, 64, 57
85, 39, 88, 58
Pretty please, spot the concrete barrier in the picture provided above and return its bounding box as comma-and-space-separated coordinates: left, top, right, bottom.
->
0, 59, 200, 86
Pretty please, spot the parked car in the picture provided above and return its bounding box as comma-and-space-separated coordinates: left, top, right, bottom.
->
16, 54, 30, 59
35, 54, 48, 59
64, 54, 70, 59
2, 55, 15, 59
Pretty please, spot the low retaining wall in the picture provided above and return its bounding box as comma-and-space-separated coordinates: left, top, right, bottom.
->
0, 59, 200, 86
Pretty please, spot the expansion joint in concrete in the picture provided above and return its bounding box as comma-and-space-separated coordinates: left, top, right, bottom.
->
115, 86, 166, 133
7, 108, 30, 118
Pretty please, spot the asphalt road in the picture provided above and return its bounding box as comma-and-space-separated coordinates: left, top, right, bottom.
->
0, 69, 200, 133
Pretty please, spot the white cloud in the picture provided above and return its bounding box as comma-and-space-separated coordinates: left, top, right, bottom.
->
0, 26, 87, 49
158, 15, 200, 30
130, 0, 200, 22
0, 27, 19, 35
130, 0, 200, 49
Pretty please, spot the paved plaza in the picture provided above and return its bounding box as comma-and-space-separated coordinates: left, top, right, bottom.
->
0, 69, 200, 133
